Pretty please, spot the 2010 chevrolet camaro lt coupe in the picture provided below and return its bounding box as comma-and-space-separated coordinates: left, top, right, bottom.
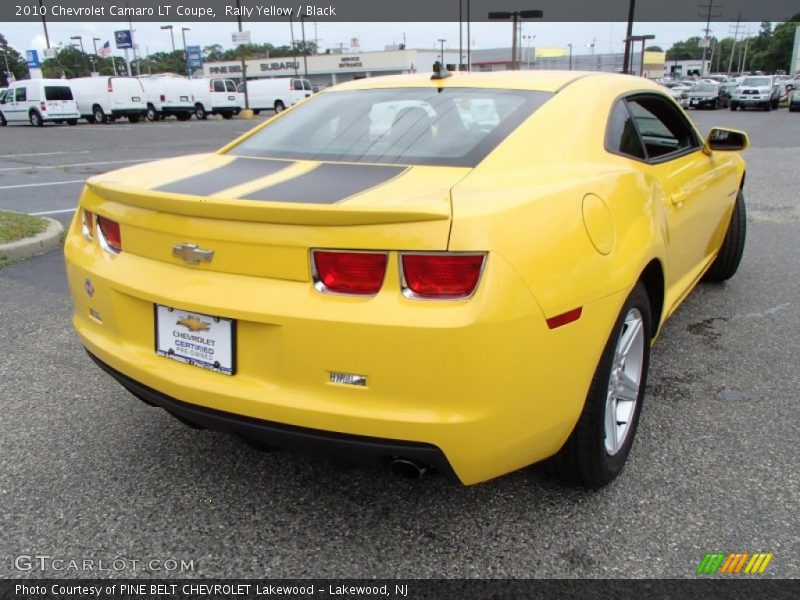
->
64, 71, 748, 486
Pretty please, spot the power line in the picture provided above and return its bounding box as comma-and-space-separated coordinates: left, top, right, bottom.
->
698, 0, 722, 76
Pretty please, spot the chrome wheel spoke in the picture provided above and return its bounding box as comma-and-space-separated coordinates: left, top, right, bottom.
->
617, 371, 639, 403
615, 315, 643, 364
605, 395, 619, 455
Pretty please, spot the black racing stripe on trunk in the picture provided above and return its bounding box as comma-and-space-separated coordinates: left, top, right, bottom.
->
156, 158, 291, 196
240, 163, 407, 204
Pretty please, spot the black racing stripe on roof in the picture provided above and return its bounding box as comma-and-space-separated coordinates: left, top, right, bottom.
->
156, 158, 291, 196
240, 163, 407, 204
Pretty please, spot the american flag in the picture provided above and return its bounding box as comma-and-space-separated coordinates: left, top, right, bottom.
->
99, 41, 111, 58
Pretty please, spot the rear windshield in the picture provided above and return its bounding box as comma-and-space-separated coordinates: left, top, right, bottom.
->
45, 86, 74, 101
230, 87, 551, 167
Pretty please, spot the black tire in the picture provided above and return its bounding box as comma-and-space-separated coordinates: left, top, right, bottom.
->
764, 102, 771, 112
221, 111, 233, 120
128, 114, 141, 124
0, 112, 6, 126
85, 115, 96, 124
546, 282, 652, 488
253, 109, 261, 115
274, 100, 285, 113
67, 119, 78, 126
730, 103, 737, 111
93, 106, 107, 124
772, 99, 779, 109
176, 112, 190, 121
713, 98, 719, 110
146, 105, 158, 121
29, 111, 44, 127
702, 189, 746, 283
195, 104, 207, 120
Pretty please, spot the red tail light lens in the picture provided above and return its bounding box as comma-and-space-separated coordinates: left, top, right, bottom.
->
108, 81, 113, 92
40, 102, 47, 111
401, 253, 486, 300
312, 250, 388, 295
160, 94, 166, 102
81, 209, 94, 240
96, 215, 122, 254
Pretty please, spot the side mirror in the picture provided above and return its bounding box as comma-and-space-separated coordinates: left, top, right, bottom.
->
787, 83, 795, 91
705, 128, 749, 153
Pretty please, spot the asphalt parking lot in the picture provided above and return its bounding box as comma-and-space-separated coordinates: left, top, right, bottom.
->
1, 109, 799, 579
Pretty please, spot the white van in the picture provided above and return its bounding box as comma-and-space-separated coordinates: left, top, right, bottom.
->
0, 79, 80, 127
243, 77, 312, 113
69, 76, 147, 124
138, 75, 194, 121
190, 78, 242, 120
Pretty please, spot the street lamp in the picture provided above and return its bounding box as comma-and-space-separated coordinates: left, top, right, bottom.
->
1, 45, 11, 86
625, 34, 655, 76
567, 43, 573, 70
71, 35, 91, 75
488, 9, 543, 70
181, 27, 191, 77
300, 14, 308, 78
438, 38, 447, 67
160, 25, 176, 53
523, 34, 535, 69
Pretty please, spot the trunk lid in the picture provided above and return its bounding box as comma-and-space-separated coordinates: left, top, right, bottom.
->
82, 154, 465, 282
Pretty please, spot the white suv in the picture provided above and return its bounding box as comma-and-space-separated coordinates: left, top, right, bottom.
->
730, 76, 780, 111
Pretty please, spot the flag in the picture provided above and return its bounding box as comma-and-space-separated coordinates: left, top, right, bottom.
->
99, 41, 111, 58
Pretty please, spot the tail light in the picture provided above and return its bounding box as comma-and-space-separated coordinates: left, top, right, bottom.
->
96, 215, 122, 254
401, 253, 486, 300
209, 82, 214, 92
311, 250, 388, 295
160, 94, 166, 102
108, 80, 113, 92
40, 101, 47, 111
81, 209, 94, 240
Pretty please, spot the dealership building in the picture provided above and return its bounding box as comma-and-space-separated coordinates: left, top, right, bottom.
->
202, 47, 669, 88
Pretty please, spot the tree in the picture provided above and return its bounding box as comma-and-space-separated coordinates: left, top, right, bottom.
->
666, 37, 704, 61
0, 33, 31, 86
645, 45, 664, 52
749, 14, 800, 73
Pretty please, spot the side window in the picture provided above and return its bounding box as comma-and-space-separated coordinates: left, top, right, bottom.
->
625, 95, 700, 160
292, 79, 303, 91
302, 80, 312, 91
16, 87, 27, 102
606, 100, 645, 159
225, 80, 237, 93
213, 80, 225, 93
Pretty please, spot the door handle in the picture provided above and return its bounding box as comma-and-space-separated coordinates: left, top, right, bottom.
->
670, 190, 688, 207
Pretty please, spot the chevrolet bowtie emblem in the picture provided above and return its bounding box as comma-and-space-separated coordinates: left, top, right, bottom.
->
172, 243, 214, 264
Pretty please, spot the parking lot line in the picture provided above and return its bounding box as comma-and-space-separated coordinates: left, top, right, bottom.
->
30, 208, 77, 215
0, 180, 86, 190
0, 151, 91, 158
0, 158, 151, 172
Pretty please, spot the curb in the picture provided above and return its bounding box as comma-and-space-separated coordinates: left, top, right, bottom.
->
0, 217, 64, 262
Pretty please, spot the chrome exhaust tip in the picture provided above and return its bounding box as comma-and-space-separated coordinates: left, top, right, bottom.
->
389, 458, 428, 479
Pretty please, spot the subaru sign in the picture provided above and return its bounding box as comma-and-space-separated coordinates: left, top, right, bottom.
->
114, 30, 133, 49
25, 50, 40, 68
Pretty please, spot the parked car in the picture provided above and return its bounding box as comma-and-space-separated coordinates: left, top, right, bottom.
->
138, 75, 193, 121
718, 82, 738, 106
64, 71, 748, 487
0, 79, 80, 126
69, 76, 147, 124
730, 76, 780, 111
789, 86, 800, 112
239, 77, 313, 114
660, 81, 691, 108
687, 83, 727, 109
190, 77, 242, 120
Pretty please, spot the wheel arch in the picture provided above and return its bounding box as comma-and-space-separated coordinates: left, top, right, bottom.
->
638, 259, 665, 339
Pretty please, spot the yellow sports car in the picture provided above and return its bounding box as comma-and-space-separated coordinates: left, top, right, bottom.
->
64, 70, 748, 487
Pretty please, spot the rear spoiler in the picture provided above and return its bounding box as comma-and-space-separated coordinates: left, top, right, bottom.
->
85, 181, 451, 227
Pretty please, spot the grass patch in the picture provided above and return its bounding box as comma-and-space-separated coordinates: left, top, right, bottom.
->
0, 210, 48, 244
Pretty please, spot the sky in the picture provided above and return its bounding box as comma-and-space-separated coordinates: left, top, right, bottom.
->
1, 20, 765, 60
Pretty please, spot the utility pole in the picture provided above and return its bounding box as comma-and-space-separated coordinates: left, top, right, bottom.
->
300, 15, 308, 78
488, 9, 543, 71
38, 0, 50, 49
438, 38, 446, 66
236, 0, 249, 109
288, 16, 298, 76
458, 0, 463, 70
622, 0, 635, 74
727, 13, 742, 75
698, 0, 722, 76
466, 0, 471, 71
181, 27, 191, 78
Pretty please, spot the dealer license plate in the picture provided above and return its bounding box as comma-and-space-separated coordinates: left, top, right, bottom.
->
155, 304, 235, 375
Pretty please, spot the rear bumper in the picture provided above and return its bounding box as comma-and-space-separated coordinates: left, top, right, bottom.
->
87, 349, 458, 480
111, 109, 146, 117
161, 106, 193, 116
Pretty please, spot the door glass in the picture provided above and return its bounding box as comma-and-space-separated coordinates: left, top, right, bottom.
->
16, 87, 27, 102
293, 80, 304, 91
606, 100, 645, 159
625, 95, 700, 160
213, 80, 225, 93
302, 80, 312, 91
225, 80, 237, 92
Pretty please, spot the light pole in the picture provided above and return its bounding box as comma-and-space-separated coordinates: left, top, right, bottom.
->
160, 25, 175, 53
438, 38, 446, 67
1, 45, 11, 86
181, 27, 190, 78
38, 0, 50, 49
92, 37, 101, 75
523, 34, 535, 69
488, 9, 543, 70
235, 0, 250, 109
71, 35, 91, 75
300, 14, 308, 78
568, 43, 573, 70
625, 34, 655, 77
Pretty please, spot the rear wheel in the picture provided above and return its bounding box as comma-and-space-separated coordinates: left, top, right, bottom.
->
176, 112, 190, 121
546, 283, 651, 488
702, 190, 746, 282
0, 112, 6, 126
221, 111, 233, 120
93, 106, 107, 124
146, 105, 158, 121
274, 100, 285, 113
253, 109, 261, 115
67, 119, 78, 126
195, 104, 207, 120
128, 114, 141, 123
29, 111, 44, 127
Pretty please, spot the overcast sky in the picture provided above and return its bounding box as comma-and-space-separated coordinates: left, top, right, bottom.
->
2, 20, 764, 59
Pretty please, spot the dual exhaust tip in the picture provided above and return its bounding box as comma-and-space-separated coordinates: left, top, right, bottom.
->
389, 458, 429, 479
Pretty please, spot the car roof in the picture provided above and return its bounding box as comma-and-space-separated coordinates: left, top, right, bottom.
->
327, 71, 660, 94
